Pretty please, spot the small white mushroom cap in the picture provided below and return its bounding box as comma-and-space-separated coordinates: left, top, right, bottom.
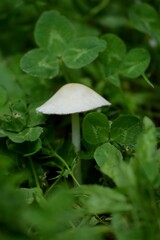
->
36, 83, 111, 114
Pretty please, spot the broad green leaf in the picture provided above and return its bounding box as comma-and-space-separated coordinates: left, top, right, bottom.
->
20, 48, 59, 79
100, 34, 126, 87
135, 117, 158, 182
110, 115, 142, 145
63, 37, 106, 69
129, 3, 160, 43
100, 34, 126, 68
76, 185, 131, 214
94, 143, 123, 181
35, 10, 75, 54
120, 48, 150, 78
7, 139, 42, 156
5, 127, 43, 143
82, 112, 109, 145
94, 142, 137, 187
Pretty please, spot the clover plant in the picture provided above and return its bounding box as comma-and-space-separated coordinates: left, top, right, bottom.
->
0, 1, 160, 240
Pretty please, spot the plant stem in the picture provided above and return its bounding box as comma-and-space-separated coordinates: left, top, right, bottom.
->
60, 61, 82, 185
44, 170, 64, 196
142, 73, 154, 88
54, 152, 80, 187
90, 0, 109, 16
71, 113, 82, 185
29, 157, 40, 189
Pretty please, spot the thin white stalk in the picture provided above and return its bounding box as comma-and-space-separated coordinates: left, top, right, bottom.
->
71, 113, 82, 184
71, 113, 80, 152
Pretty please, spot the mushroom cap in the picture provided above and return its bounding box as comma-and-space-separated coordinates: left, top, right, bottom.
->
36, 83, 111, 115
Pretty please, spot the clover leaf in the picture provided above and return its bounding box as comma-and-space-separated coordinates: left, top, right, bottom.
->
63, 37, 106, 69
100, 34, 151, 87
129, 3, 160, 43
20, 48, 59, 79
82, 112, 109, 145
0, 127, 43, 143
20, 10, 106, 78
35, 10, 75, 54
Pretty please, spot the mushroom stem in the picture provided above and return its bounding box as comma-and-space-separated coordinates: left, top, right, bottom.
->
71, 113, 80, 152
71, 113, 82, 184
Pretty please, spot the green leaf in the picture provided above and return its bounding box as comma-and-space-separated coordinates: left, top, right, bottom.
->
94, 142, 137, 187
63, 37, 106, 69
7, 139, 42, 156
120, 48, 150, 78
94, 143, 123, 181
76, 185, 131, 214
110, 115, 142, 145
100, 34, 126, 67
100, 34, 126, 87
135, 117, 158, 182
0, 101, 27, 132
129, 3, 160, 43
35, 10, 75, 54
82, 112, 109, 145
5, 127, 43, 143
20, 48, 59, 79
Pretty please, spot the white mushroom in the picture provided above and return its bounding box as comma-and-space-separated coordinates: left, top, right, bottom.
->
36, 83, 111, 152
36, 83, 111, 184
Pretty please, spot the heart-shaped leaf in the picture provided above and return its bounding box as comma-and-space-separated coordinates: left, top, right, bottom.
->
94, 143, 123, 181
35, 10, 75, 54
110, 115, 142, 145
100, 34, 126, 68
129, 3, 160, 43
100, 34, 126, 87
120, 48, 150, 78
82, 112, 109, 145
63, 37, 106, 68
20, 48, 59, 79
4, 127, 43, 143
